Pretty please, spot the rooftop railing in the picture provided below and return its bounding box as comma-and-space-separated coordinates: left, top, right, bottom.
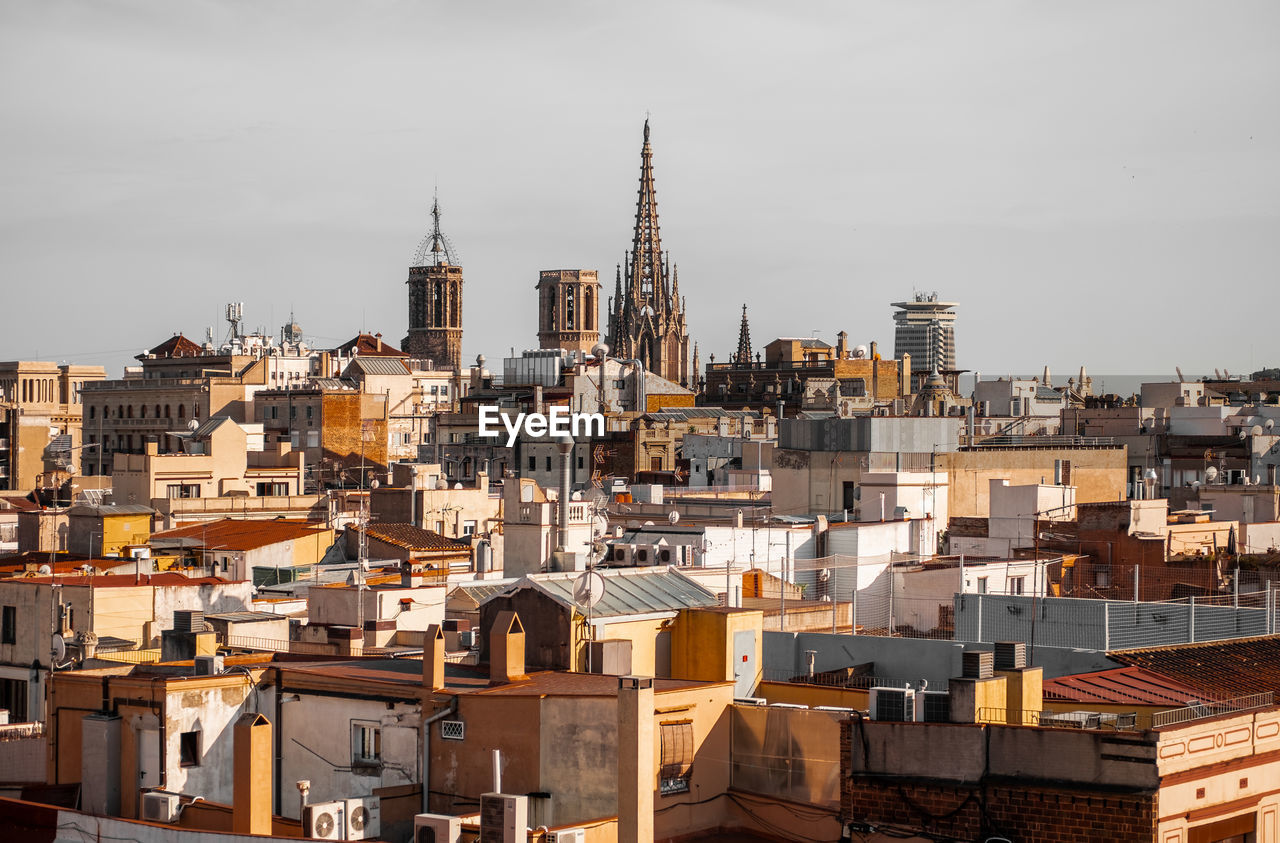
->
1151, 692, 1274, 729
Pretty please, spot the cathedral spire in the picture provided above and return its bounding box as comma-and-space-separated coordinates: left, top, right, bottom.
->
735, 304, 752, 365
412, 191, 458, 267
630, 119, 664, 308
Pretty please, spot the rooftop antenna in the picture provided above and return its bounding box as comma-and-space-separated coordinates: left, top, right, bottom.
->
224, 302, 244, 344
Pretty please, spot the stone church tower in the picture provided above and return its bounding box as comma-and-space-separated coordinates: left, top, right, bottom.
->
537, 269, 601, 353
605, 120, 692, 386
403, 195, 463, 371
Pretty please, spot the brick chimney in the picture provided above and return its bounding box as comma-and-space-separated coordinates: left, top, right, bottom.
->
375, 332, 383, 352
489, 611, 526, 684
423, 624, 446, 691
233, 712, 273, 835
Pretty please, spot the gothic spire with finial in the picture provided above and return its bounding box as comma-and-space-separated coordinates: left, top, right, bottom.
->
736, 304, 752, 366
629, 117, 665, 309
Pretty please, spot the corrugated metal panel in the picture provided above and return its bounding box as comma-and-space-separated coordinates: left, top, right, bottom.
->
527, 569, 718, 618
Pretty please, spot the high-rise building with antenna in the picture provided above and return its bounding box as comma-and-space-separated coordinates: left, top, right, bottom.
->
404, 195, 464, 371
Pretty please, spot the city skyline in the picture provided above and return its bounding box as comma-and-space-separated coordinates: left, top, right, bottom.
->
2, 1, 1277, 379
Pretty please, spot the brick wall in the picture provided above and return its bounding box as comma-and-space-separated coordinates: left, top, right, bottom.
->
840, 722, 1158, 841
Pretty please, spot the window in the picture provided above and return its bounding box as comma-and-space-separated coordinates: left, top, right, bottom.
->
430, 385, 439, 395
659, 721, 693, 795
305, 405, 313, 419
577, 455, 584, 470
88, 406, 95, 420
1, 605, 15, 644
256, 482, 289, 497
166, 484, 201, 499
440, 386, 448, 397
179, 731, 201, 767
462, 520, 477, 536
352, 722, 382, 767
545, 456, 552, 472
0, 678, 27, 722
528, 455, 536, 473
976, 577, 988, 594
1009, 576, 1026, 595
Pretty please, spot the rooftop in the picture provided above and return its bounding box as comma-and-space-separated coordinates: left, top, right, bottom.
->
1042, 666, 1206, 707
334, 333, 407, 358
152, 518, 330, 551
1109, 635, 1280, 698
492, 567, 719, 618
361, 523, 471, 552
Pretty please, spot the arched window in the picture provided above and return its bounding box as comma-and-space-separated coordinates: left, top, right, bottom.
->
565, 287, 576, 330
127, 405, 134, 418
177, 405, 185, 419
88, 406, 96, 420
164, 405, 171, 418
140, 405, 147, 418
155, 404, 161, 418
193, 404, 200, 419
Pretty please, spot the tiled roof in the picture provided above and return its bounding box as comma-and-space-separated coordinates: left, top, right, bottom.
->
1042, 666, 1204, 706
147, 334, 204, 358
496, 567, 718, 618
472, 671, 713, 696
363, 523, 470, 551
152, 518, 329, 551
334, 333, 408, 358
1109, 636, 1280, 698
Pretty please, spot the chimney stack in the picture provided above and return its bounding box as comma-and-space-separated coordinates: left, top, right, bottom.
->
617, 676, 655, 843
375, 332, 383, 351
233, 712, 273, 835
424, 624, 446, 691
490, 611, 527, 684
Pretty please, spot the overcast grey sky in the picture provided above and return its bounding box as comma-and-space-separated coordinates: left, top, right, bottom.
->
2, 1, 1277, 379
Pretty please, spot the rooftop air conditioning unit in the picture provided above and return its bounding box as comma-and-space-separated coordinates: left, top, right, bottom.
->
608, 544, 632, 566
304, 801, 345, 840
870, 687, 916, 722
193, 654, 223, 676
917, 691, 951, 723
549, 830, 586, 843
734, 697, 768, 706
457, 630, 477, 649
633, 545, 652, 566
414, 813, 462, 843
656, 546, 674, 564
141, 791, 180, 823
344, 796, 381, 840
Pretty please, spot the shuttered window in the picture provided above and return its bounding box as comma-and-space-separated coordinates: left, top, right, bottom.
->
659, 720, 693, 795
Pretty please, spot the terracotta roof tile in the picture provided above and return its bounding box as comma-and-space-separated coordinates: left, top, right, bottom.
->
146, 334, 204, 358
363, 523, 470, 551
334, 333, 408, 358
1109, 636, 1280, 698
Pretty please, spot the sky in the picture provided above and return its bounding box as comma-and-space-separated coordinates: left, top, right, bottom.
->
1, 1, 1277, 380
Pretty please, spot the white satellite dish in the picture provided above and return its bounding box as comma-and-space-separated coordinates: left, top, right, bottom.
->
51, 634, 66, 662
573, 570, 605, 609
38, 564, 52, 576
668, 510, 680, 524
187, 419, 200, 432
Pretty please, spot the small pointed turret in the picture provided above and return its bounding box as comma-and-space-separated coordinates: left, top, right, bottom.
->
735, 304, 753, 366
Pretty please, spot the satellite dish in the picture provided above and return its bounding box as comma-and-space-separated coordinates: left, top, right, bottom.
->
853, 344, 868, 359
668, 510, 680, 525
51, 634, 66, 662
1143, 469, 1158, 481
573, 570, 605, 609
38, 564, 52, 576
370, 479, 380, 490
1205, 466, 1219, 483
187, 419, 200, 432
591, 343, 609, 359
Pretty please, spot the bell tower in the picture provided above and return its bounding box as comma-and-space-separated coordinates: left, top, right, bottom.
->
537, 270, 601, 353
404, 194, 463, 371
